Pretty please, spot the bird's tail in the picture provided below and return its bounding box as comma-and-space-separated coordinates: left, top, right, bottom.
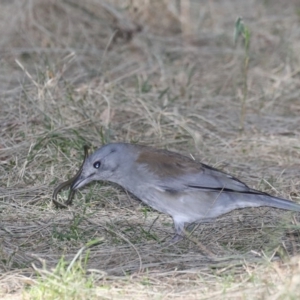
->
257, 194, 300, 212
233, 191, 300, 212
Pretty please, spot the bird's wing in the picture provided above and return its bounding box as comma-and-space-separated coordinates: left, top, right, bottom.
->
158, 162, 257, 193
136, 148, 261, 194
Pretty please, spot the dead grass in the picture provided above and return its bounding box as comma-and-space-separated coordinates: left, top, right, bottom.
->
1, 0, 300, 299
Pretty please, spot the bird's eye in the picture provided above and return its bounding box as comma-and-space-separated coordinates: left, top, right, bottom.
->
93, 161, 101, 169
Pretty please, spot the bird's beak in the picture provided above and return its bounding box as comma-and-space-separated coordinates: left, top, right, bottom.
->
70, 174, 85, 190
71, 172, 95, 190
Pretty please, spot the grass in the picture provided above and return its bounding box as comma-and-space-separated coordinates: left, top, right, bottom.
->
28, 255, 98, 300
27, 239, 105, 300
234, 17, 251, 132
0, 0, 300, 299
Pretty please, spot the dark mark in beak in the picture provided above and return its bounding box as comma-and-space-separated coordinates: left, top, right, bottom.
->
52, 145, 89, 208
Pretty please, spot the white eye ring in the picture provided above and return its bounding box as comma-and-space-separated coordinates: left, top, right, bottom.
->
93, 161, 101, 169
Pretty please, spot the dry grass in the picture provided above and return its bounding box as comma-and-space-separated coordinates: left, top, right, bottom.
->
1, 0, 300, 299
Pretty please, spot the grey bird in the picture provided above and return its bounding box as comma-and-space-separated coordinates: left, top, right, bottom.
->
71, 143, 300, 239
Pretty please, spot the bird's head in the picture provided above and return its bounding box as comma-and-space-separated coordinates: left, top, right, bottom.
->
71, 143, 127, 190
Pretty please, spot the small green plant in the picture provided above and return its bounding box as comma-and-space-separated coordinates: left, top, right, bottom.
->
27, 239, 104, 300
234, 17, 251, 131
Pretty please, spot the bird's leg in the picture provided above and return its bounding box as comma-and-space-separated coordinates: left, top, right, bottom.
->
169, 221, 214, 256
169, 221, 186, 244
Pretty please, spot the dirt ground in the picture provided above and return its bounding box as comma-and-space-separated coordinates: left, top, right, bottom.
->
1, 0, 300, 299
